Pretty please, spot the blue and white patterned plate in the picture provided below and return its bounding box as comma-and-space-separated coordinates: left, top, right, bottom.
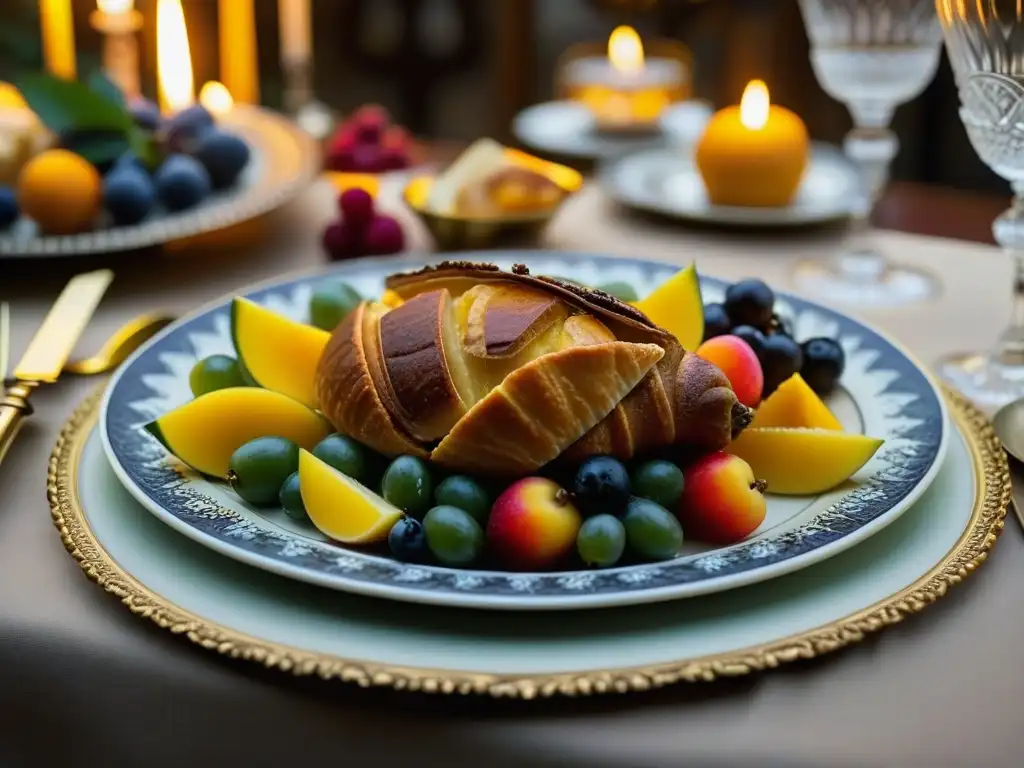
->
100, 251, 948, 611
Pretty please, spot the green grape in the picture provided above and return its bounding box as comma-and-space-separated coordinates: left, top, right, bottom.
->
381, 455, 434, 519
228, 437, 300, 507
576, 514, 627, 568
596, 281, 639, 302
279, 471, 308, 521
630, 460, 685, 510
434, 475, 491, 524
312, 434, 367, 483
423, 505, 484, 567
623, 498, 683, 561
189, 354, 246, 397
309, 282, 362, 331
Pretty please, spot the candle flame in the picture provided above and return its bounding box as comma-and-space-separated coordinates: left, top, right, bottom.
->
97, 0, 134, 13
157, 0, 194, 114
608, 25, 644, 75
199, 81, 233, 117
740, 79, 770, 130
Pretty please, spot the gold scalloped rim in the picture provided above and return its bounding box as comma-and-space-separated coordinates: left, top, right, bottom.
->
47, 385, 1009, 699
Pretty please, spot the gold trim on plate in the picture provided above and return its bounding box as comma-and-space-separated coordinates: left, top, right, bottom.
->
47, 385, 1010, 698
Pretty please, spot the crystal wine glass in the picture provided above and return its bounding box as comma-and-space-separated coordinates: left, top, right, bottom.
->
795, 0, 944, 306
934, 0, 1024, 410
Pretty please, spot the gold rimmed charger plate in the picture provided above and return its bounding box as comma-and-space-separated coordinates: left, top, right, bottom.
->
0, 106, 320, 258
48, 386, 1009, 698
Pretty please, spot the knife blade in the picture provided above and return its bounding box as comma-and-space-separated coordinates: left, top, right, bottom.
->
13, 269, 114, 383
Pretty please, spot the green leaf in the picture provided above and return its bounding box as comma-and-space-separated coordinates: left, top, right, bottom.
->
87, 70, 125, 109
127, 126, 162, 171
14, 72, 132, 135
60, 129, 131, 169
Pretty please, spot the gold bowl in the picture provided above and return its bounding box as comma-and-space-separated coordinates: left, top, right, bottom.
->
402, 149, 583, 251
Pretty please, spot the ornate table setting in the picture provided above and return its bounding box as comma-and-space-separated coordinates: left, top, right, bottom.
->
5, 1, 1024, 767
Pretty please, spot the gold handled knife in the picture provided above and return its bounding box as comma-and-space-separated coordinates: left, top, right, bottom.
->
0, 269, 113, 466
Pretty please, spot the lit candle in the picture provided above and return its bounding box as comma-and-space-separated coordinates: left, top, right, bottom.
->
39, 0, 77, 80
156, 0, 194, 114
199, 80, 234, 117
563, 26, 685, 130
91, 0, 142, 98
694, 80, 809, 208
278, 0, 311, 65
218, 0, 260, 104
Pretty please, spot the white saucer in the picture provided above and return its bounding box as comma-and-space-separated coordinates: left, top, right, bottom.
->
599, 143, 861, 227
512, 100, 713, 160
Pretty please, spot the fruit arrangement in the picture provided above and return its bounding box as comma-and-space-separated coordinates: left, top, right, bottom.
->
321, 186, 406, 260
0, 74, 251, 236
143, 263, 883, 573
324, 104, 416, 173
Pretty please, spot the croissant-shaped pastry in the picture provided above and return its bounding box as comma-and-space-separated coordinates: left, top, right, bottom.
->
314, 262, 753, 476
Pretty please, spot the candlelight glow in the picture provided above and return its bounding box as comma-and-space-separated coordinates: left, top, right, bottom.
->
608, 25, 644, 75
97, 0, 134, 13
199, 81, 233, 116
157, 0, 194, 114
740, 79, 770, 130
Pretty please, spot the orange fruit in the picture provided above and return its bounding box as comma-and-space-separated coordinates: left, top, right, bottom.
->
751, 373, 843, 431
17, 149, 101, 235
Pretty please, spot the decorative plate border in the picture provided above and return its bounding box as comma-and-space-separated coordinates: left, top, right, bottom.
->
98, 253, 947, 609
0, 106, 320, 258
49, 385, 1009, 697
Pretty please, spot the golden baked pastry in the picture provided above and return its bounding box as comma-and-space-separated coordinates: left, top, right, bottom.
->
315, 262, 752, 476
453, 166, 567, 217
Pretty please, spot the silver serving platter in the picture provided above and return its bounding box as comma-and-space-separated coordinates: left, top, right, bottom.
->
0, 106, 320, 258
599, 143, 861, 227
512, 100, 713, 160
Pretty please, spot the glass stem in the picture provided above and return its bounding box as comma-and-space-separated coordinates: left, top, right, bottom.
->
994, 186, 1024, 365
836, 127, 899, 281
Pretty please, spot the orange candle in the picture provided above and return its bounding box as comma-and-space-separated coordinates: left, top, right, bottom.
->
218, 0, 260, 104
695, 80, 809, 208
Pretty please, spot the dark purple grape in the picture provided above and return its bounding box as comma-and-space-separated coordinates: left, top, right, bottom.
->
801, 337, 845, 396
761, 334, 804, 396
730, 325, 767, 357
702, 303, 731, 341
724, 279, 775, 330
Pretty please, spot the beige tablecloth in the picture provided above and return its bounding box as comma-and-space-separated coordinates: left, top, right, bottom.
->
1, 180, 1022, 767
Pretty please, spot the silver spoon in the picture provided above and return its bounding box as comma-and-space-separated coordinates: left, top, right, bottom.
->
989, 399, 1024, 530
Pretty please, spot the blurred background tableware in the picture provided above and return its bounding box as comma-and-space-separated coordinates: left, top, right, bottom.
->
934, 0, 1024, 411
792, 0, 945, 307
599, 140, 859, 227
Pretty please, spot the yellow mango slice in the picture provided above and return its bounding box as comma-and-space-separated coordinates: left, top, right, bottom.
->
298, 450, 403, 544
230, 297, 331, 409
144, 387, 330, 478
727, 427, 884, 496
632, 263, 704, 351
380, 289, 404, 308
752, 374, 843, 431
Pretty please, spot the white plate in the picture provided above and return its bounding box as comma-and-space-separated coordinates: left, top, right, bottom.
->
600, 144, 861, 226
99, 251, 948, 610
512, 100, 713, 160
63, 392, 990, 694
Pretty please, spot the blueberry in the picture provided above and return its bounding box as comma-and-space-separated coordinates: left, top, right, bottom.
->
113, 150, 148, 175
0, 187, 19, 229
702, 303, 731, 341
128, 97, 162, 131
163, 104, 215, 153
801, 337, 846, 396
731, 324, 767, 357
573, 456, 631, 517
761, 333, 804, 396
103, 166, 156, 225
388, 517, 430, 563
724, 279, 775, 330
192, 129, 251, 189
154, 154, 212, 211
